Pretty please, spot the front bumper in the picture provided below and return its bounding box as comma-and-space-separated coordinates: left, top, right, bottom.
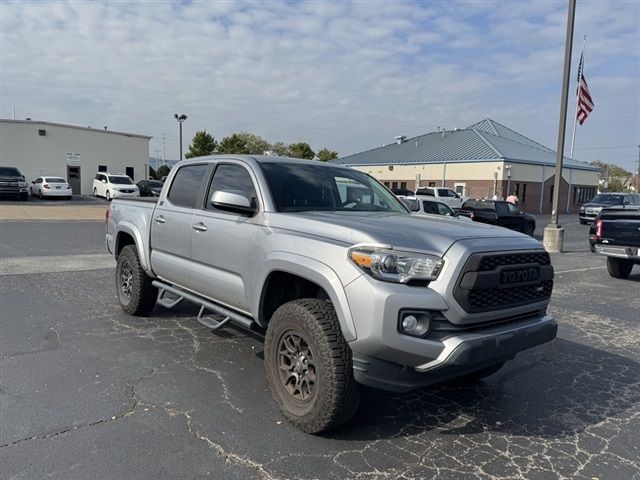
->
352, 314, 557, 392
111, 190, 139, 198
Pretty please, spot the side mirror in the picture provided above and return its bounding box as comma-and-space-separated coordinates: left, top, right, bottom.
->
102, 179, 107, 183
210, 190, 255, 215
31, 180, 35, 184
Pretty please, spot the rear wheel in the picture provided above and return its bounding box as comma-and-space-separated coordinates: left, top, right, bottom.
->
116, 245, 157, 315
264, 298, 361, 434
39, 191, 44, 199
606, 257, 634, 279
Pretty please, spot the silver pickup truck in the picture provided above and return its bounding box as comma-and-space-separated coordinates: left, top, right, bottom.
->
106, 155, 557, 433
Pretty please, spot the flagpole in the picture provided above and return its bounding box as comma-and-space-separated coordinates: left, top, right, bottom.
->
569, 35, 586, 159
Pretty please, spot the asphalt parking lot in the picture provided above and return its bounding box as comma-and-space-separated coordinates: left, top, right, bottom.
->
1, 213, 638, 479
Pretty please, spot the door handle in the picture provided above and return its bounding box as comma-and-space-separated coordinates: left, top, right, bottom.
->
155, 215, 166, 224
192, 222, 208, 232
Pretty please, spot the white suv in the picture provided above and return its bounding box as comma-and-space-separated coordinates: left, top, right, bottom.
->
93, 173, 139, 200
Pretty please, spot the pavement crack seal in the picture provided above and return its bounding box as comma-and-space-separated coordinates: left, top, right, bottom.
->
0, 367, 157, 449
148, 403, 275, 480
173, 319, 243, 414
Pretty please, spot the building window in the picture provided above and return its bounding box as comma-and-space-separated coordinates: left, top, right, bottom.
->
515, 183, 520, 196
573, 186, 578, 203
549, 185, 554, 203
400, 181, 407, 189
98, 165, 107, 172
428, 182, 436, 187
383, 182, 390, 188
126, 167, 134, 180
522, 184, 527, 202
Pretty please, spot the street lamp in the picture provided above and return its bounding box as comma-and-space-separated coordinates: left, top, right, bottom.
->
505, 164, 512, 198
174, 114, 187, 161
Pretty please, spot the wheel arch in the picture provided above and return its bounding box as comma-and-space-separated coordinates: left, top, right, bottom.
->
115, 222, 152, 274
254, 254, 357, 341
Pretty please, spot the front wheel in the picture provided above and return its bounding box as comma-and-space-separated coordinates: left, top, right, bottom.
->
106, 190, 111, 201
264, 299, 361, 434
606, 257, 634, 279
116, 245, 157, 315
579, 219, 587, 225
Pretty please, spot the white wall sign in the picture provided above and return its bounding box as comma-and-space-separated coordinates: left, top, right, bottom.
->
66, 153, 81, 162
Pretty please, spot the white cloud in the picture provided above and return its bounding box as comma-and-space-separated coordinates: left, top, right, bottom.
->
0, 0, 637, 166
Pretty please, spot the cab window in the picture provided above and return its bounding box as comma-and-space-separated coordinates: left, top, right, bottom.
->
167, 164, 209, 208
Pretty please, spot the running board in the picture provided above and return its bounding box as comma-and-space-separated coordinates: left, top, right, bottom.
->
152, 280, 255, 332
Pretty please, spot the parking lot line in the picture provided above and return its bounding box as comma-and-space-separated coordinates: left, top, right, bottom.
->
0, 254, 114, 275
555, 265, 606, 274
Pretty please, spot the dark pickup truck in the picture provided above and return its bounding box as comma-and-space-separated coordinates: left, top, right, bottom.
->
593, 207, 640, 278
459, 199, 536, 236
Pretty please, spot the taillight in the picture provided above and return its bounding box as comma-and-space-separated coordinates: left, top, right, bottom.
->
43, 184, 50, 189
470, 213, 475, 220
595, 219, 603, 238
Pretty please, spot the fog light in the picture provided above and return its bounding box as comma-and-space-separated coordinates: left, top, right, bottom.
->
402, 315, 418, 332
398, 311, 431, 337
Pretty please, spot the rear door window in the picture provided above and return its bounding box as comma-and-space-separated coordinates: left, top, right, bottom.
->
167, 164, 209, 208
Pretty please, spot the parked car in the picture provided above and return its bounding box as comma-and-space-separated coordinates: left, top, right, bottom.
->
93, 173, 139, 200
391, 188, 414, 197
30, 176, 72, 200
415, 186, 466, 208
459, 199, 536, 236
107, 155, 556, 434
0, 166, 29, 200
137, 179, 164, 197
592, 206, 640, 278
404, 196, 473, 222
578, 193, 640, 224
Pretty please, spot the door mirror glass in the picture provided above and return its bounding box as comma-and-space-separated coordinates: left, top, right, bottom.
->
102, 179, 107, 183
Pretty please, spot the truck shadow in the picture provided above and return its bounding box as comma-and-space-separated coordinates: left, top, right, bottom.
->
330, 338, 639, 441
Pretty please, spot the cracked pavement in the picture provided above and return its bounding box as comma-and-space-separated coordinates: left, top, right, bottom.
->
1, 218, 639, 479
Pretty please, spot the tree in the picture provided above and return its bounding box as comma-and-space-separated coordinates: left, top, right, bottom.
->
185, 130, 217, 159
236, 132, 270, 155
316, 147, 338, 162
288, 142, 315, 160
606, 178, 624, 192
156, 164, 171, 179
148, 166, 157, 180
217, 133, 250, 154
269, 141, 290, 157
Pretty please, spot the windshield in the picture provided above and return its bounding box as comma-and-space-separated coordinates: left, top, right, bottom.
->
261, 163, 407, 213
45, 178, 66, 183
0, 167, 21, 176
591, 194, 624, 205
148, 180, 164, 188
108, 176, 133, 185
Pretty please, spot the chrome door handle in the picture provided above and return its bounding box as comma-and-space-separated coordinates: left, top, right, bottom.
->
192, 222, 208, 232
155, 215, 166, 224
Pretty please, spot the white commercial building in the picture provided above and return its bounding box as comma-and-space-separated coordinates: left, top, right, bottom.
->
0, 119, 151, 195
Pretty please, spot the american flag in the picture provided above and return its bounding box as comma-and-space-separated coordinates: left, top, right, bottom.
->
576, 53, 594, 125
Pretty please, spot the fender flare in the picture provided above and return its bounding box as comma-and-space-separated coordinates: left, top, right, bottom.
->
254, 252, 357, 342
116, 222, 153, 274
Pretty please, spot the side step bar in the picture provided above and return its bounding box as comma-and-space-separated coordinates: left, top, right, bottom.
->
152, 280, 256, 332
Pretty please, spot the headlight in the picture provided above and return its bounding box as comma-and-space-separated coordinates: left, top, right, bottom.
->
579, 206, 585, 212
348, 245, 444, 283
18, 181, 27, 187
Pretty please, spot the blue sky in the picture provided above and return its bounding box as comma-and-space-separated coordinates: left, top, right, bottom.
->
1, 0, 638, 171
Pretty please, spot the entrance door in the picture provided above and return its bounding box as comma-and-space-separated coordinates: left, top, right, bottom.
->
67, 166, 81, 194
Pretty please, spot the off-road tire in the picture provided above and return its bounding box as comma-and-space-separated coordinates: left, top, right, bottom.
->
264, 298, 361, 434
115, 245, 157, 316
606, 257, 634, 279
459, 361, 506, 382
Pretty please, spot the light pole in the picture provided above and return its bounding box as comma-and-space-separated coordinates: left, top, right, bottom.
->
174, 114, 187, 161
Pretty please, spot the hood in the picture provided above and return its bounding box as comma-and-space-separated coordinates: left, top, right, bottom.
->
266, 211, 537, 256
0, 175, 24, 181
583, 201, 623, 208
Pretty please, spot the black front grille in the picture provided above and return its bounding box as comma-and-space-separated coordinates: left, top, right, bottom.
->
478, 252, 550, 271
454, 250, 553, 314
